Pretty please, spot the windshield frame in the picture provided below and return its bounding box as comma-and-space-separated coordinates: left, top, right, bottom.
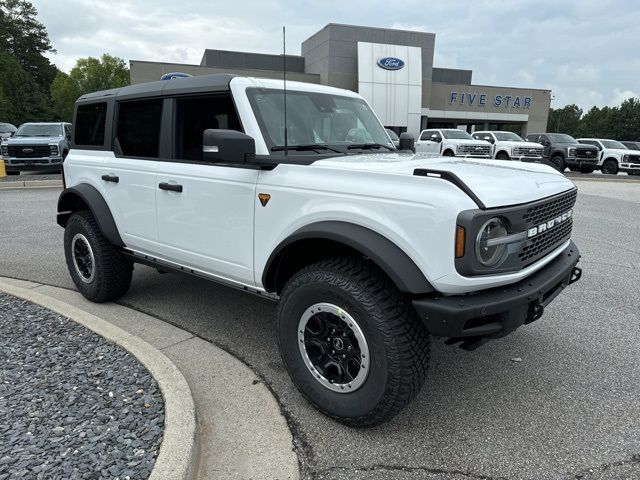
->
15, 123, 63, 138
494, 131, 525, 142
601, 140, 627, 149
442, 129, 474, 140
245, 87, 394, 153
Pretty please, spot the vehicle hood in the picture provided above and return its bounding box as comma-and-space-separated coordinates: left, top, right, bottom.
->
312, 152, 575, 209
6, 136, 62, 145
606, 148, 634, 156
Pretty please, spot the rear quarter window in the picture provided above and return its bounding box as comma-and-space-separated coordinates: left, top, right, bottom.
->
75, 103, 107, 146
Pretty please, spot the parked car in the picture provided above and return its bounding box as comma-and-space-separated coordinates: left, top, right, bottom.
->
57, 74, 582, 426
385, 128, 400, 148
1, 122, 72, 175
576, 138, 640, 175
415, 128, 491, 158
472, 130, 543, 162
0, 122, 17, 141
620, 141, 640, 151
525, 133, 598, 173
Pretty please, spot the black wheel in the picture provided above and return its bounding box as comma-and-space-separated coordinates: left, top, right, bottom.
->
62, 150, 68, 160
496, 151, 510, 160
277, 257, 430, 427
550, 155, 566, 172
6, 170, 19, 176
443, 150, 455, 157
64, 210, 133, 302
578, 165, 596, 174
601, 159, 618, 175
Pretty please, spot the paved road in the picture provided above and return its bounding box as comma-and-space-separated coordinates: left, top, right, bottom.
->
1, 182, 639, 480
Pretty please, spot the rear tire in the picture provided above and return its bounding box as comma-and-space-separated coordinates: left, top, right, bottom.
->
277, 257, 430, 427
601, 159, 618, 175
64, 210, 133, 302
578, 165, 596, 174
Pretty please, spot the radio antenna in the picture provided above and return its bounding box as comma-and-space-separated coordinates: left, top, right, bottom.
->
283, 26, 288, 156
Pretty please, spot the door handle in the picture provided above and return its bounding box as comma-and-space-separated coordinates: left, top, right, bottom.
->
159, 182, 183, 193
101, 174, 119, 183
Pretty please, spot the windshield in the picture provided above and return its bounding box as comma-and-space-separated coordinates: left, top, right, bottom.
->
548, 133, 576, 143
601, 140, 627, 149
246, 88, 393, 151
442, 130, 473, 140
0, 123, 16, 134
494, 131, 524, 141
16, 124, 62, 137
385, 129, 399, 141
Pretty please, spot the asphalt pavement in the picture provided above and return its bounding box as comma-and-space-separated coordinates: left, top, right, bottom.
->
0, 181, 639, 480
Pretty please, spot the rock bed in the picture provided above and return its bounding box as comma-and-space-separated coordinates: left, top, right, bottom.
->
0, 292, 164, 479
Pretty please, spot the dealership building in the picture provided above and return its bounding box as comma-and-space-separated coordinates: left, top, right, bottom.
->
130, 23, 551, 137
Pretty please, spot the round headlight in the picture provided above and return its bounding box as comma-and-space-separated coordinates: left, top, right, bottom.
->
475, 217, 508, 267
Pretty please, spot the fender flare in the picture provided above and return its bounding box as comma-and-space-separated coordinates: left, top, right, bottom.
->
262, 221, 434, 295
56, 184, 124, 247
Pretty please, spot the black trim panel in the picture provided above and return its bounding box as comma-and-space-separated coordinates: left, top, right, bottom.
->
262, 221, 434, 295
56, 184, 124, 246
413, 168, 486, 209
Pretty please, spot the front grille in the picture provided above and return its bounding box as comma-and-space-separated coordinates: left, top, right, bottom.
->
458, 144, 491, 156
513, 146, 543, 156
575, 148, 598, 158
7, 145, 52, 158
628, 155, 640, 164
522, 189, 577, 226
519, 219, 572, 263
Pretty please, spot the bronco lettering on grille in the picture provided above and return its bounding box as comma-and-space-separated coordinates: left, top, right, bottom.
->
527, 210, 573, 238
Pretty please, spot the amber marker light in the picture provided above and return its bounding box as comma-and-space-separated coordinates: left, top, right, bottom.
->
455, 226, 466, 258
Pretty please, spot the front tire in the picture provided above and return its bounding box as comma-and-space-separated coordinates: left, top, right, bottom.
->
64, 210, 133, 302
277, 257, 430, 427
601, 159, 618, 175
550, 155, 566, 172
6, 170, 19, 176
443, 150, 455, 157
496, 151, 510, 160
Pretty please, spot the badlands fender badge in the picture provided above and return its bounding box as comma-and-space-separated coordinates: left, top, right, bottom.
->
527, 209, 572, 238
258, 193, 271, 207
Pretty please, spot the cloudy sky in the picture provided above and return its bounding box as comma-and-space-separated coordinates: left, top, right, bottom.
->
33, 0, 639, 111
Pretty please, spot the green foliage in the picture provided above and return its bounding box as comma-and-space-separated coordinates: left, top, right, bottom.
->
50, 54, 130, 121
0, 52, 52, 124
547, 104, 583, 136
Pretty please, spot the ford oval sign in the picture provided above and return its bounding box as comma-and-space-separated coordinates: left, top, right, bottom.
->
377, 57, 405, 70
160, 72, 193, 81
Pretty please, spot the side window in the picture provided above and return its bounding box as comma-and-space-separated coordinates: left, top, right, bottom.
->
75, 103, 107, 146
173, 94, 241, 161
115, 99, 163, 158
420, 130, 433, 141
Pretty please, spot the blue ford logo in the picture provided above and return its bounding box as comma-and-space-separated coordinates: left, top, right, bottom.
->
377, 57, 405, 70
160, 72, 193, 81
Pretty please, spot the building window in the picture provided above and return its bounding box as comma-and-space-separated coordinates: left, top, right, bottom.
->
75, 103, 107, 146
115, 99, 163, 158
173, 94, 241, 161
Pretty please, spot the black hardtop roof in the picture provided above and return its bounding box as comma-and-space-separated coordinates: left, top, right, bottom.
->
76, 73, 237, 103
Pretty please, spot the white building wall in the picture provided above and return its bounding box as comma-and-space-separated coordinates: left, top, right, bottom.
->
357, 42, 422, 136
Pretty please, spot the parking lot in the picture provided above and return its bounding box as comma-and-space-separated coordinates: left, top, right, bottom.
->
1, 178, 639, 480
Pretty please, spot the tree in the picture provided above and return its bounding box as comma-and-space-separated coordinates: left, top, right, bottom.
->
50, 54, 130, 121
548, 104, 582, 136
616, 98, 640, 141
0, 0, 58, 90
0, 52, 52, 124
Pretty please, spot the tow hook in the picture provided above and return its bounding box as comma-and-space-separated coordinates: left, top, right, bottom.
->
526, 303, 544, 324
569, 267, 582, 284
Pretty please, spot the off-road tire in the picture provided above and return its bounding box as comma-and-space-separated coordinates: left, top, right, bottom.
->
578, 165, 596, 174
496, 151, 510, 160
601, 159, 618, 175
550, 155, 566, 172
64, 210, 132, 302
277, 256, 430, 427
443, 150, 455, 157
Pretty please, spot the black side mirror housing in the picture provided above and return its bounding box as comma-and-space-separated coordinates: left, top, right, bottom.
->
203, 129, 256, 164
399, 132, 415, 153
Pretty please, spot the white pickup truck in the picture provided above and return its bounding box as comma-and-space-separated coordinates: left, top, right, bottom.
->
472, 130, 544, 162
577, 138, 640, 175
57, 74, 582, 426
415, 128, 491, 158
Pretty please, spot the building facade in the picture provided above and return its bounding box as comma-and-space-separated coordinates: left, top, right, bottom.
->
130, 23, 551, 137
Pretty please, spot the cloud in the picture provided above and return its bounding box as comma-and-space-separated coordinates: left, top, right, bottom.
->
32, 0, 640, 110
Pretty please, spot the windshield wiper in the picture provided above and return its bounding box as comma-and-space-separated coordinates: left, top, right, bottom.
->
271, 144, 343, 154
347, 143, 395, 151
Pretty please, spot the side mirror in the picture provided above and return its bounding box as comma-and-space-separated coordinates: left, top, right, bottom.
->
430, 135, 441, 143
66, 134, 71, 141
203, 129, 255, 164
399, 133, 415, 153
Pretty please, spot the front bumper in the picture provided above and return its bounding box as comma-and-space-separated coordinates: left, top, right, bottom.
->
457, 154, 491, 159
565, 156, 598, 167
515, 155, 543, 163
620, 162, 640, 173
412, 241, 581, 349
3, 157, 63, 171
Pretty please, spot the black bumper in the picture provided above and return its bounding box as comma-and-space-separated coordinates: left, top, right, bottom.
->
413, 241, 581, 349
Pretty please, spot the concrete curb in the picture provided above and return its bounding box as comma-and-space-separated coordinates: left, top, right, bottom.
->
0, 279, 198, 480
0, 179, 62, 189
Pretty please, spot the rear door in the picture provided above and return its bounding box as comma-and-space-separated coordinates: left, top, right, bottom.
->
154, 93, 258, 286
101, 98, 161, 252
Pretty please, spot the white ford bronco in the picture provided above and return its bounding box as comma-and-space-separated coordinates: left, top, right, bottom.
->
415, 128, 491, 158
57, 75, 582, 426
472, 130, 544, 162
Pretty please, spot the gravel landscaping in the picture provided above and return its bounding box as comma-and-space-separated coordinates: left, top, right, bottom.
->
0, 292, 164, 479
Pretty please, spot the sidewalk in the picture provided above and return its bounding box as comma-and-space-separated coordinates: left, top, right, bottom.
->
0, 277, 299, 480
